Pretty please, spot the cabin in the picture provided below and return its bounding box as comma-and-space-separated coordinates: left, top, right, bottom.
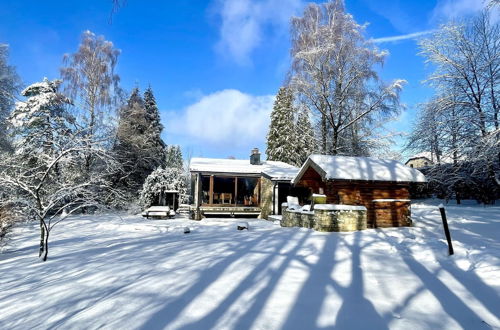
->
189, 148, 301, 220
291, 155, 427, 228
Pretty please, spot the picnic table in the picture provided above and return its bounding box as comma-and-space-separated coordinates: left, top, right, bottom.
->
142, 206, 176, 219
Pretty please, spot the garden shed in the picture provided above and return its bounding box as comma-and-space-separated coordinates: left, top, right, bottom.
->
291, 155, 427, 228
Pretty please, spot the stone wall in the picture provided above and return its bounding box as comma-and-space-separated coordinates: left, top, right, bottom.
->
281, 205, 368, 232
314, 208, 367, 232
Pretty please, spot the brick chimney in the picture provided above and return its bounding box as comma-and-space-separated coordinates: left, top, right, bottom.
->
250, 148, 261, 165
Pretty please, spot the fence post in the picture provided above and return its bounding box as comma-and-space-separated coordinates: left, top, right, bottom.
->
438, 204, 454, 255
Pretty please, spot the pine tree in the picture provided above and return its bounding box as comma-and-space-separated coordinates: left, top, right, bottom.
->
296, 107, 316, 165
114, 88, 155, 195
266, 87, 298, 165
165, 145, 184, 170
143, 86, 164, 148
143, 86, 166, 166
9, 78, 73, 160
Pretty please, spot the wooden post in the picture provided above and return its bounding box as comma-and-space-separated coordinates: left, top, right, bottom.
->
438, 204, 454, 255
209, 175, 214, 205
234, 177, 238, 206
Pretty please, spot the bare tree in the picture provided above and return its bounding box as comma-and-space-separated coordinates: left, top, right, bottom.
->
60, 30, 122, 170
410, 10, 500, 202
419, 11, 499, 138
289, 0, 405, 156
0, 44, 21, 153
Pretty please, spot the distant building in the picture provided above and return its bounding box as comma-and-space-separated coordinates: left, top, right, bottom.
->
405, 152, 435, 168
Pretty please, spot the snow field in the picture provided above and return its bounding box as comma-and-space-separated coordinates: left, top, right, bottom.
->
0, 202, 499, 329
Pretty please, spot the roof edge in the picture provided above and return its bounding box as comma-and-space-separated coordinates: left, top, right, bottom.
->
291, 157, 327, 185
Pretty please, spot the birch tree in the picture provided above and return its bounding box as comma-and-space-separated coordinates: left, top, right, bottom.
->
289, 0, 404, 155
60, 30, 122, 170
0, 44, 21, 153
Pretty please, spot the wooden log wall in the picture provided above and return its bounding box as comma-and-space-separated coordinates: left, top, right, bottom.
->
326, 181, 410, 228
296, 170, 412, 228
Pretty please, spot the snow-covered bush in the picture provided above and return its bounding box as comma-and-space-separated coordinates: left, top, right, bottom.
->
139, 167, 188, 209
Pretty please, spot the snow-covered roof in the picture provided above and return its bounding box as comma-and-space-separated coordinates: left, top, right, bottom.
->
407, 152, 434, 162
406, 152, 458, 165
261, 166, 300, 181
190, 157, 299, 180
292, 154, 427, 184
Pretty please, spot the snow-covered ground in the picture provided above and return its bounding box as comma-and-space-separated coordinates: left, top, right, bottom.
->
0, 202, 499, 330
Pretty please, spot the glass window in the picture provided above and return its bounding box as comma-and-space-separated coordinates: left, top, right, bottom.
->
213, 177, 235, 204
201, 175, 210, 204
237, 177, 259, 206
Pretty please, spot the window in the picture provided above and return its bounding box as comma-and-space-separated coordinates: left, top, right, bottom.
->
214, 177, 235, 205
200, 175, 260, 206
237, 177, 259, 206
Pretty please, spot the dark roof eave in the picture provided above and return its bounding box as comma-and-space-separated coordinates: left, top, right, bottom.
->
190, 170, 262, 177
324, 178, 426, 184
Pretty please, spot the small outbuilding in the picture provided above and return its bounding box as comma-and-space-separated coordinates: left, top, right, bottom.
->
291, 155, 427, 228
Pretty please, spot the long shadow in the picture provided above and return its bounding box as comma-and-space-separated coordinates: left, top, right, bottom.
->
232, 231, 315, 330
139, 231, 289, 329
280, 233, 340, 329
178, 230, 311, 330
280, 231, 388, 329
378, 229, 492, 328
332, 232, 388, 329
415, 207, 500, 317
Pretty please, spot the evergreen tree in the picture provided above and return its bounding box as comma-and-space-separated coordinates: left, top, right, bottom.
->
114, 88, 157, 195
266, 87, 298, 165
143, 86, 166, 165
9, 78, 73, 161
165, 145, 184, 170
296, 107, 316, 165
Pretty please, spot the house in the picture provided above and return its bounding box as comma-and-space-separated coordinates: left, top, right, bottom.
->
291, 155, 427, 228
189, 148, 301, 220
405, 152, 435, 168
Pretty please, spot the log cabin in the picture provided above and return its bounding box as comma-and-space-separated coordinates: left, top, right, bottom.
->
291, 155, 427, 228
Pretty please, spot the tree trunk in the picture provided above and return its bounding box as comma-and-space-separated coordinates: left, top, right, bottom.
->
39, 219, 45, 257
321, 114, 327, 153
42, 229, 49, 262
332, 127, 339, 155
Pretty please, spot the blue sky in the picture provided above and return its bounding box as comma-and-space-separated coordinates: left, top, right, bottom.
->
0, 0, 493, 160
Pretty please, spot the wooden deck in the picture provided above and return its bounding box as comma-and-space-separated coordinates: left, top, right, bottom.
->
198, 206, 261, 217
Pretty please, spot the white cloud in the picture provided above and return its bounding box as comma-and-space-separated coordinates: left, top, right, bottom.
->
167, 89, 274, 151
371, 30, 435, 44
213, 0, 304, 65
432, 0, 499, 22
